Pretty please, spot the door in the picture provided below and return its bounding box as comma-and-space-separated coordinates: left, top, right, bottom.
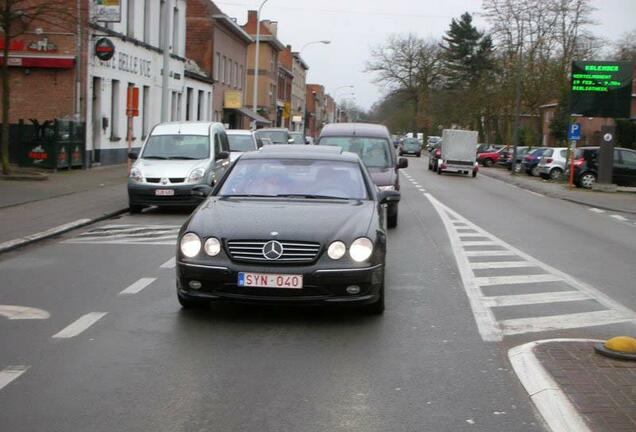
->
616, 149, 636, 186
91, 77, 102, 163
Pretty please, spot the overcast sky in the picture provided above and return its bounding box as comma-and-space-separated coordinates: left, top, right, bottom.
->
215, 0, 636, 110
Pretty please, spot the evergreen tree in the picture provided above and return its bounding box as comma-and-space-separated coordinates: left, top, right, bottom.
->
440, 12, 494, 89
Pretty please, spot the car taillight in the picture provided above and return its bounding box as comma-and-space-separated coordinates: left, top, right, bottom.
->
435, 149, 441, 157
573, 158, 584, 167
545, 158, 553, 163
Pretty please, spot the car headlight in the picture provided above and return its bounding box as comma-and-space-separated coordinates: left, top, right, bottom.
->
349, 237, 373, 262
129, 167, 143, 182
187, 168, 205, 184
204, 237, 221, 256
180, 233, 201, 258
327, 241, 346, 260
378, 185, 395, 192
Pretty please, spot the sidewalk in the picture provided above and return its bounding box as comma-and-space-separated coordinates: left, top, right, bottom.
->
0, 165, 129, 250
480, 167, 636, 215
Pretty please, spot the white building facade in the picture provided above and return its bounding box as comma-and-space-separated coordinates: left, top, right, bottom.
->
86, 0, 213, 165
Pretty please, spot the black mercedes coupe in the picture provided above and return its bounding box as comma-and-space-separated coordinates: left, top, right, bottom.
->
175, 145, 400, 314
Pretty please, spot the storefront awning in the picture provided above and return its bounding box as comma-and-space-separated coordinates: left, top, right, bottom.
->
233, 107, 272, 125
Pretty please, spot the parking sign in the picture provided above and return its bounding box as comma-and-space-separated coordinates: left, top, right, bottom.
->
568, 123, 581, 141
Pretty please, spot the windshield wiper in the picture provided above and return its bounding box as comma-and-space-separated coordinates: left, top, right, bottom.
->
142, 156, 167, 160
222, 194, 276, 198
275, 194, 350, 200
168, 156, 199, 160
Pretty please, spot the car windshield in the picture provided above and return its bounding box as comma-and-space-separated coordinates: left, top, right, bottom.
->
141, 135, 209, 160
227, 134, 255, 152
530, 148, 547, 157
256, 130, 288, 144
218, 159, 368, 200
404, 139, 420, 149
289, 133, 304, 144
319, 136, 392, 168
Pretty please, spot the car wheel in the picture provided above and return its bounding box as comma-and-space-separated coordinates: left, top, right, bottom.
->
531, 166, 540, 177
417, 152, 421, 157
579, 172, 596, 189
366, 282, 385, 315
178, 292, 207, 309
549, 168, 563, 180
483, 158, 494, 167
129, 203, 143, 214
387, 204, 398, 229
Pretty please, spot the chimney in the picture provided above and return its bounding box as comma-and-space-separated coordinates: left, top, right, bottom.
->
247, 10, 257, 24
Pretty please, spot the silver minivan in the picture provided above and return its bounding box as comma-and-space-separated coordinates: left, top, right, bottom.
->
127, 122, 231, 213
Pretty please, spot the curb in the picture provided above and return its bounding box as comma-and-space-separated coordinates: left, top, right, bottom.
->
479, 169, 636, 215
0, 207, 129, 254
508, 338, 602, 432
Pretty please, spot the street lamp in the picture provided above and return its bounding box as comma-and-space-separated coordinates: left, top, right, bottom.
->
300, 40, 331, 54
251, 0, 269, 130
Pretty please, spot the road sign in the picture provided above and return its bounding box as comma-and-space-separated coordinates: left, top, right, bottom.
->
568, 123, 581, 141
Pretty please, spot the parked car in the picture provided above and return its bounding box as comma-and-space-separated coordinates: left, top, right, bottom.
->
317, 123, 408, 228
399, 137, 422, 157
127, 122, 231, 213
476, 144, 502, 154
477, 147, 507, 167
254, 128, 292, 144
504, 146, 532, 172
176, 145, 400, 314
226, 129, 259, 163
537, 147, 568, 180
289, 131, 306, 145
568, 146, 636, 188
521, 147, 549, 176
427, 142, 442, 171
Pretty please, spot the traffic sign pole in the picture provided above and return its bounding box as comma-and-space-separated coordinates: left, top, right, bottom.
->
568, 139, 577, 188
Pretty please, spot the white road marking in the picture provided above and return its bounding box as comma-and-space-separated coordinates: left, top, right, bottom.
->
526, 190, 544, 197
458, 233, 490, 238
0, 305, 50, 320
610, 214, 628, 222
475, 274, 563, 287
0, 366, 29, 391
460, 241, 499, 247
501, 310, 632, 335
482, 291, 590, 307
588, 208, 606, 214
470, 261, 536, 269
52, 312, 107, 338
119, 277, 156, 295
160, 257, 176, 268
63, 224, 179, 245
424, 192, 636, 340
509, 339, 595, 432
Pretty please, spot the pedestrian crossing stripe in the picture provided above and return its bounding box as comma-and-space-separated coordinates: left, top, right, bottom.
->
424, 193, 636, 342
62, 224, 180, 245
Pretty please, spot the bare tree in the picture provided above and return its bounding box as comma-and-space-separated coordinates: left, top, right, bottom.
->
613, 29, 636, 62
1, 0, 74, 174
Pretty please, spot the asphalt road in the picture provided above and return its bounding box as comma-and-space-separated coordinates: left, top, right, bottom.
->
1, 156, 635, 431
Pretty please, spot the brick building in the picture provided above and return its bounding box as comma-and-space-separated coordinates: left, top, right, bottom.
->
279, 45, 308, 131
277, 60, 293, 128
305, 84, 325, 138
242, 11, 285, 125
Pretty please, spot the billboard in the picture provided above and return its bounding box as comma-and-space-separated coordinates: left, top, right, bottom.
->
569, 61, 633, 118
92, 0, 121, 23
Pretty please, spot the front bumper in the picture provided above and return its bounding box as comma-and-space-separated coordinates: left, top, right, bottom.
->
128, 181, 201, 207
176, 261, 384, 306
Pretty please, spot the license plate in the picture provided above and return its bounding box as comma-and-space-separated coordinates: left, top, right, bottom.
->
155, 189, 175, 196
238, 272, 303, 289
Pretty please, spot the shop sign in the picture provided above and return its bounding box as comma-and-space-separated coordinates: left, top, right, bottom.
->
224, 91, 243, 109
28, 145, 48, 162
95, 38, 115, 61
99, 50, 152, 78
92, 0, 121, 23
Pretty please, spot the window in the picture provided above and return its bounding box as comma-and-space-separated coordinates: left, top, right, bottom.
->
127, 0, 135, 37
215, 53, 221, 80
172, 7, 179, 54
229, 58, 234, 88
197, 90, 204, 121
143, 0, 151, 43
171, 91, 177, 121
159, 0, 166, 48
142, 85, 150, 138
239, 65, 244, 90
221, 56, 226, 83
186, 87, 193, 121
620, 150, 636, 167
206, 92, 212, 120
110, 80, 120, 139
226, 59, 230, 86
234, 62, 238, 88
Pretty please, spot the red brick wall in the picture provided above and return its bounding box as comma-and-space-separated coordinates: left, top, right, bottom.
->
186, 0, 216, 77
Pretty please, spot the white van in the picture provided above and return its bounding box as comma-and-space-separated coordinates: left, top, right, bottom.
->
127, 122, 231, 213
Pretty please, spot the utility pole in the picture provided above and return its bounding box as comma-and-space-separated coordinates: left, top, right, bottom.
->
161, 0, 172, 122
510, 21, 524, 175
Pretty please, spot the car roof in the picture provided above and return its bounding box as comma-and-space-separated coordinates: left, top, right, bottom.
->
241, 144, 360, 162
226, 129, 253, 135
319, 122, 391, 139
151, 122, 222, 136
256, 128, 290, 132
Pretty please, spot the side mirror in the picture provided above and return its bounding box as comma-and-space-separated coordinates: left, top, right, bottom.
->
216, 151, 229, 160
378, 190, 401, 205
128, 151, 138, 160
398, 158, 409, 169
191, 184, 213, 199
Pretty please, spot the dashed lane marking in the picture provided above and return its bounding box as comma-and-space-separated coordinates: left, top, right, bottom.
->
52, 312, 107, 339
62, 224, 180, 245
610, 214, 628, 222
0, 305, 50, 320
119, 277, 156, 295
589, 207, 606, 214
0, 366, 29, 391
160, 257, 176, 268
425, 192, 636, 341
